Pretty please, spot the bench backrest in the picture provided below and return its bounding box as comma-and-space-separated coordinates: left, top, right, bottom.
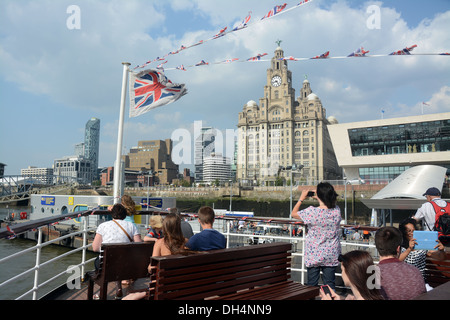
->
148, 242, 292, 300
98, 242, 155, 283
424, 252, 450, 288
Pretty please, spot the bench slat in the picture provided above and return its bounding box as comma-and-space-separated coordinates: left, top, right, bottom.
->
149, 243, 317, 300
87, 242, 155, 300
154, 254, 290, 286
211, 281, 319, 300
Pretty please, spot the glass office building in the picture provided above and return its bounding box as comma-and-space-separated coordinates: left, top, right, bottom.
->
348, 120, 450, 157
328, 113, 450, 181
84, 118, 100, 181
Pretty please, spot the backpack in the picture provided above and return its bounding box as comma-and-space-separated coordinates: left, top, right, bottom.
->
430, 200, 450, 244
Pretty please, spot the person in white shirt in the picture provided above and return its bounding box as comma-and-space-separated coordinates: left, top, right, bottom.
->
92, 203, 142, 298
413, 187, 446, 231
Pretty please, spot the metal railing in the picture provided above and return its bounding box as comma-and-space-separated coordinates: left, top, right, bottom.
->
0, 211, 378, 300
0, 218, 96, 300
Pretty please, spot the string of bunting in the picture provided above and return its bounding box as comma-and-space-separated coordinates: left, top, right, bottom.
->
155, 45, 450, 72
131, 0, 449, 74
132, 0, 314, 70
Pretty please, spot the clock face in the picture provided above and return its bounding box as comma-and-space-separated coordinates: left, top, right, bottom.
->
271, 76, 282, 87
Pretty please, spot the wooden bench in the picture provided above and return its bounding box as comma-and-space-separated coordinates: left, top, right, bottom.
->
147, 242, 319, 300
424, 252, 450, 288
86, 242, 154, 300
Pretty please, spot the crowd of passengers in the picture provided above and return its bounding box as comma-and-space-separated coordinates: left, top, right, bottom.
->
91, 185, 448, 300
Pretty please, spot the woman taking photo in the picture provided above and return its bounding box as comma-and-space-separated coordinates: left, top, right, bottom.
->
291, 182, 341, 289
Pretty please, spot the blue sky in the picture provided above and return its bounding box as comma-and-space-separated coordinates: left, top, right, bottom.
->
1, 0, 449, 176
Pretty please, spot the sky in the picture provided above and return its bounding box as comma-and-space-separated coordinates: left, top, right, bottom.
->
0, 0, 449, 176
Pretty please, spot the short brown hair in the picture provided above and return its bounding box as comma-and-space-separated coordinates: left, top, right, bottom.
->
375, 227, 402, 257
198, 206, 215, 225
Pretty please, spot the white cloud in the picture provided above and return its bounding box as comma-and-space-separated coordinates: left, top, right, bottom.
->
1, 0, 449, 173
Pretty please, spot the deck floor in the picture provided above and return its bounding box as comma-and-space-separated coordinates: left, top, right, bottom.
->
47, 278, 149, 301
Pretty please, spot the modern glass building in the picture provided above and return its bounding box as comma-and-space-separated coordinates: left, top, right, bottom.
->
84, 118, 100, 180
328, 113, 450, 181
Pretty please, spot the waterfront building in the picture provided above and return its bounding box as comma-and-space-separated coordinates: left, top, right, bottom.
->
195, 126, 218, 182
122, 139, 179, 185
84, 118, 100, 180
237, 46, 340, 185
20, 166, 54, 184
74, 142, 85, 157
0, 163, 5, 178
53, 156, 94, 184
328, 112, 450, 181
202, 153, 232, 185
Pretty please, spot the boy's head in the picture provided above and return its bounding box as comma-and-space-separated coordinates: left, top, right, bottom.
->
198, 206, 215, 226
375, 226, 402, 257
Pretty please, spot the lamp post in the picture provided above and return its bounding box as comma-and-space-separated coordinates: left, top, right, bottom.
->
229, 180, 233, 212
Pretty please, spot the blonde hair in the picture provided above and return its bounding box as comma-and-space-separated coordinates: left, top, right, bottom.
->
121, 195, 136, 216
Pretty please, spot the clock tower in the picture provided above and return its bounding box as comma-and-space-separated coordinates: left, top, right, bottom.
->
237, 44, 340, 186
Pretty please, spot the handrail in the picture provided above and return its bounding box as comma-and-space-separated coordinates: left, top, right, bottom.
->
0, 209, 378, 300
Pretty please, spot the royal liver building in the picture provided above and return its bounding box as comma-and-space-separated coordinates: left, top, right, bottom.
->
237, 46, 340, 185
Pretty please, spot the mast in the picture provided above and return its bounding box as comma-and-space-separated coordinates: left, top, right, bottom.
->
113, 62, 131, 204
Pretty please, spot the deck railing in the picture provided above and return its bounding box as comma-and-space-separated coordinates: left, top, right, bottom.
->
0, 210, 378, 300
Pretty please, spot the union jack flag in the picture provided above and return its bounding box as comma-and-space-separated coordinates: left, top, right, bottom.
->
233, 12, 252, 31
129, 69, 187, 118
261, 3, 287, 20
389, 44, 417, 55
247, 53, 268, 61
347, 47, 369, 57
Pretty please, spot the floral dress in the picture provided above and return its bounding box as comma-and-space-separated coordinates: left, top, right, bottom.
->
298, 206, 342, 268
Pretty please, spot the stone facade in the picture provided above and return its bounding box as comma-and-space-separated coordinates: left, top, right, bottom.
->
237, 46, 340, 185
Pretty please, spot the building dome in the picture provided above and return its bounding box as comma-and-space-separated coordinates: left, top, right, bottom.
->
327, 116, 339, 124
307, 93, 318, 101
246, 100, 258, 107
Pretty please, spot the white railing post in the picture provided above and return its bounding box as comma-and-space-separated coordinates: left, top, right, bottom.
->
301, 225, 306, 285
32, 228, 43, 300
81, 217, 88, 281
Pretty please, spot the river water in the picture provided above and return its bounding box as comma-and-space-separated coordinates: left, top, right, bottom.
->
0, 237, 97, 300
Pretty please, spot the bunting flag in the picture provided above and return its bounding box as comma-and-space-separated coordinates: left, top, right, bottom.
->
129, 69, 187, 118
282, 56, 300, 61
389, 44, 417, 55
233, 12, 252, 31
247, 53, 268, 61
311, 51, 330, 59
347, 47, 370, 57
261, 3, 288, 20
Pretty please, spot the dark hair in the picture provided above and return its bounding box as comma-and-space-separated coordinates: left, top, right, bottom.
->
399, 218, 417, 248
111, 203, 127, 220
339, 250, 384, 300
316, 182, 338, 209
375, 227, 402, 257
162, 213, 187, 255
198, 206, 215, 225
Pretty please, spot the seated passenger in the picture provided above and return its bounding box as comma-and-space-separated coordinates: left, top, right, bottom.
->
375, 226, 426, 300
144, 215, 163, 241
151, 213, 189, 257
186, 206, 226, 251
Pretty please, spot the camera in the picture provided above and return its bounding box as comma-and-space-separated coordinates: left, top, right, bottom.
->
307, 191, 315, 197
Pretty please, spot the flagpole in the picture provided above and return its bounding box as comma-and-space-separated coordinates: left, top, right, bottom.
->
113, 62, 131, 204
